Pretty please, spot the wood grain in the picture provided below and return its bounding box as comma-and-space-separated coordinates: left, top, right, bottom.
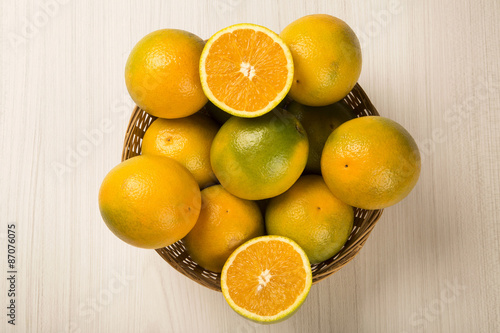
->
1, 0, 498, 332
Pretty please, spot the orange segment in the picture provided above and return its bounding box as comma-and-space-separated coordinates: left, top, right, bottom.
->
200, 24, 294, 118
221, 236, 312, 323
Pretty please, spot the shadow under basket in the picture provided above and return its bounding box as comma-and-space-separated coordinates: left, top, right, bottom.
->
121, 83, 383, 292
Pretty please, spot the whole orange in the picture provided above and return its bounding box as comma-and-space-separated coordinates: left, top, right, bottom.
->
98, 155, 201, 249
142, 113, 219, 188
321, 116, 421, 209
266, 175, 354, 264
280, 14, 362, 106
125, 29, 207, 118
182, 185, 265, 272
210, 109, 309, 200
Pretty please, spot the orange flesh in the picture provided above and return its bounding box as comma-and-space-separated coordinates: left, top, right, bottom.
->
205, 29, 290, 112
225, 240, 307, 316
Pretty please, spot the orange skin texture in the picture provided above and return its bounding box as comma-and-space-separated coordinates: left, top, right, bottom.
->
321, 116, 421, 209
98, 155, 201, 249
280, 14, 362, 106
142, 113, 220, 188
266, 175, 354, 263
182, 185, 265, 273
125, 29, 207, 118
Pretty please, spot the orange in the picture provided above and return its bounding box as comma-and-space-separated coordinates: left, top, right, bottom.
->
98, 155, 201, 249
182, 185, 264, 273
142, 113, 219, 188
287, 100, 354, 173
221, 235, 312, 323
200, 24, 294, 117
280, 14, 362, 106
210, 109, 308, 200
125, 29, 207, 119
266, 175, 354, 264
321, 116, 421, 209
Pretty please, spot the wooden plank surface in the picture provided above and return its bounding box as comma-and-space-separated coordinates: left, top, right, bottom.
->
1, 0, 498, 332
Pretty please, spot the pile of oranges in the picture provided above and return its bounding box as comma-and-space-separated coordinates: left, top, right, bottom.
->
99, 14, 420, 323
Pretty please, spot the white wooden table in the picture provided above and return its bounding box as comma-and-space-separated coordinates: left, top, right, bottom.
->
1, 0, 499, 332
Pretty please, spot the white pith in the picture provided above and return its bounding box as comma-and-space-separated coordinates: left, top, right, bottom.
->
239, 62, 256, 80
257, 269, 272, 291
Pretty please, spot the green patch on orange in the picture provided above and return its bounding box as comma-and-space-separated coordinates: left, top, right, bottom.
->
210, 108, 308, 200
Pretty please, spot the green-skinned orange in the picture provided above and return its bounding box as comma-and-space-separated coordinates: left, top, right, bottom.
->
210, 108, 308, 200
287, 100, 354, 174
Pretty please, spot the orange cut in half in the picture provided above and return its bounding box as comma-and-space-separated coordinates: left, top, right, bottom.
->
221, 235, 312, 323
200, 24, 294, 118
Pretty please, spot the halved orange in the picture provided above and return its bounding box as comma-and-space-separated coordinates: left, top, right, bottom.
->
221, 235, 312, 323
199, 24, 294, 118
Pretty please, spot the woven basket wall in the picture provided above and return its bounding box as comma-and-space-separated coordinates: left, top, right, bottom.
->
121, 83, 383, 292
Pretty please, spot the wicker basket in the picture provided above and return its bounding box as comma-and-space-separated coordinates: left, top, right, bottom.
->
121, 83, 383, 291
